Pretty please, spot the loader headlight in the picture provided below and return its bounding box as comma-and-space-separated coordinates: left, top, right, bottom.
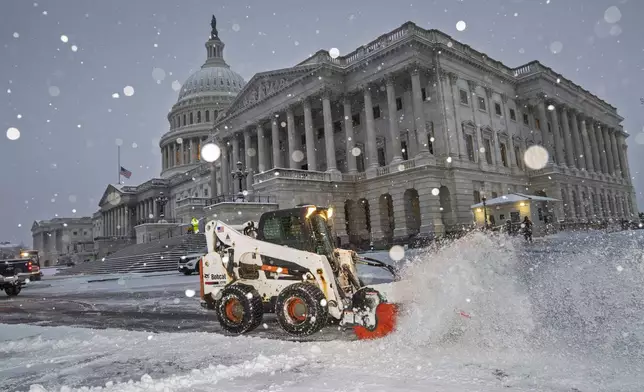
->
306, 206, 317, 218
326, 207, 334, 219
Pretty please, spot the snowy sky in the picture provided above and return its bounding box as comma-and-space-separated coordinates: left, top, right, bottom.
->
1, 0, 643, 244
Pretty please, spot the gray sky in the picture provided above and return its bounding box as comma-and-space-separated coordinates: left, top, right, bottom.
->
1, 0, 643, 244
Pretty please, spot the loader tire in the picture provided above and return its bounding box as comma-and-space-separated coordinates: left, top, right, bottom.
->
275, 283, 328, 336
216, 284, 263, 335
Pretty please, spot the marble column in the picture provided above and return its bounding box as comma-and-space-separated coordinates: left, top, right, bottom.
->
548, 103, 565, 165
232, 135, 240, 193
303, 99, 317, 171
500, 94, 516, 169
363, 87, 378, 169
343, 98, 357, 173
576, 185, 586, 220
221, 140, 230, 196
609, 129, 621, 178
569, 109, 584, 170
385, 75, 402, 163
244, 129, 253, 191
271, 116, 282, 168
616, 133, 629, 180
256, 123, 267, 173
585, 118, 600, 172
153, 200, 158, 221
286, 106, 297, 169
210, 161, 217, 199
602, 126, 615, 176
594, 123, 608, 174
560, 106, 575, 167
410, 68, 429, 155
322, 92, 338, 172
578, 116, 593, 171
535, 98, 553, 162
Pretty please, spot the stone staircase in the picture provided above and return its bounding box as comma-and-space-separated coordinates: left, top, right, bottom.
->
58, 234, 207, 276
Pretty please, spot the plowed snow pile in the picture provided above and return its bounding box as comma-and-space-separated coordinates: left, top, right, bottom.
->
3, 231, 644, 392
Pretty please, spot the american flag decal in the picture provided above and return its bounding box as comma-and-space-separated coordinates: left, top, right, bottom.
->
216, 226, 224, 233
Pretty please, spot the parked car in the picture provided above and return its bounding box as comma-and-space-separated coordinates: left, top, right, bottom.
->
178, 252, 205, 275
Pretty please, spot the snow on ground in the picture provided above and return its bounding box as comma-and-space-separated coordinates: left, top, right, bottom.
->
2, 230, 644, 392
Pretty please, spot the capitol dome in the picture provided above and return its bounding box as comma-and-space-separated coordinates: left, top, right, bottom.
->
159, 16, 245, 179
177, 66, 245, 103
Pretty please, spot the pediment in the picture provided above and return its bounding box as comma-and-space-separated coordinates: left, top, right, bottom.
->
98, 184, 130, 207
225, 66, 319, 116
31, 221, 40, 231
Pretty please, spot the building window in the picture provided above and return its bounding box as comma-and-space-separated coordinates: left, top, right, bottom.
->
421, 88, 427, 101
189, 112, 194, 125
377, 147, 386, 167
352, 113, 361, 126
73, 231, 78, 236
396, 97, 403, 111
473, 190, 481, 203
204, 188, 208, 197
500, 143, 508, 167
494, 102, 502, 116
484, 139, 493, 164
535, 118, 541, 130
183, 114, 187, 126
333, 121, 342, 133
509, 108, 516, 121
478, 96, 486, 112
514, 146, 522, 168
401, 141, 409, 161
373, 105, 381, 119
197, 111, 202, 123
523, 113, 529, 125
547, 122, 551, 132
205, 110, 210, 122
465, 134, 475, 162
317, 128, 324, 139
492, 191, 498, 199
301, 134, 306, 146
459, 89, 469, 105
356, 144, 365, 172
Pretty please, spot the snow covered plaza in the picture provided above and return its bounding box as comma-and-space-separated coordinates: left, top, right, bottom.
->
90, 19, 637, 252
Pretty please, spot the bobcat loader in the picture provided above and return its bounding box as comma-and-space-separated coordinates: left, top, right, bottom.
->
199, 205, 405, 339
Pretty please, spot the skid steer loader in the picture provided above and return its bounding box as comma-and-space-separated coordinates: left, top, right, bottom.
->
199, 205, 404, 339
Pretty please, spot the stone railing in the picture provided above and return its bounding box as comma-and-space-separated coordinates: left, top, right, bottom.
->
254, 168, 331, 183
135, 178, 169, 193
341, 172, 366, 182
168, 164, 210, 186
205, 194, 276, 206
376, 159, 416, 176
176, 197, 211, 208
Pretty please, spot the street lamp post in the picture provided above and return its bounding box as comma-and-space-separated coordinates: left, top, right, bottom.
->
155, 192, 169, 222
482, 196, 488, 229
231, 161, 249, 201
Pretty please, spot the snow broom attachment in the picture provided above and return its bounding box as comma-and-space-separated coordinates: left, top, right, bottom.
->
345, 256, 402, 340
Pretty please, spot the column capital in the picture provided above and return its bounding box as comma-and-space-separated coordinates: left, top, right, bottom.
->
320, 87, 333, 100
446, 71, 459, 86
500, 93, 508, 104
285, 104, 295, 115
484, 86, 493, 98
384, 73, 396, 86
407, 61, 422, 75
302, 96, 312, 109
466, 80, 478, 92
534, 92, 548, 104
567, 107, 579, 116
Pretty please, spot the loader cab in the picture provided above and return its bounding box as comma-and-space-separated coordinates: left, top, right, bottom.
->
257, 205, 336, 259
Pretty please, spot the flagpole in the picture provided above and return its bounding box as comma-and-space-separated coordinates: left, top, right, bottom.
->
117, 145, 121, 184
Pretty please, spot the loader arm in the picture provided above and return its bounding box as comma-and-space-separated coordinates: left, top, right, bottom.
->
203, 220, 346, 319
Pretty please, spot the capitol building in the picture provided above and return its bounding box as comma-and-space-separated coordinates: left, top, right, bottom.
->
37, 18, 638, 259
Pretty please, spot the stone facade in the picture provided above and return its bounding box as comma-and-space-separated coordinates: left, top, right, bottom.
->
86, 20, 638, 252
208, 21, 637, 247
31, 217, 93, 266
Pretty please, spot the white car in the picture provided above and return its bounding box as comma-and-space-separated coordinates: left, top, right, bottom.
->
178, 253, 205, 275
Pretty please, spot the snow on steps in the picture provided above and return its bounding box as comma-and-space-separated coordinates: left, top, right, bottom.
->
58, 234, 206, 276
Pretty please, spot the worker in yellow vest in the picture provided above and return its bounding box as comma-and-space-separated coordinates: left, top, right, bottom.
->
191, 217, 200, 234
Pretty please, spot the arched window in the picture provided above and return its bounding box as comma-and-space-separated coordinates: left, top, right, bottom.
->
183, 114, 186, 126
189, 112, 194, 125
205, 110, 210, 122
197, 111, 202, 123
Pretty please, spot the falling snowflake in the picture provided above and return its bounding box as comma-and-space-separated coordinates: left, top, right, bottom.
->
329, 48, 340, 59
6, 127, 20, 141
456, 21, 467, 31
60, 35, 69, 43
12, 32, 19, 38
123, 86, 135, 96
71, 45, 78, 52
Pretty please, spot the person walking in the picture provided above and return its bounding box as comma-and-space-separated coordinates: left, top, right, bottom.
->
522, 216, 533, 242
